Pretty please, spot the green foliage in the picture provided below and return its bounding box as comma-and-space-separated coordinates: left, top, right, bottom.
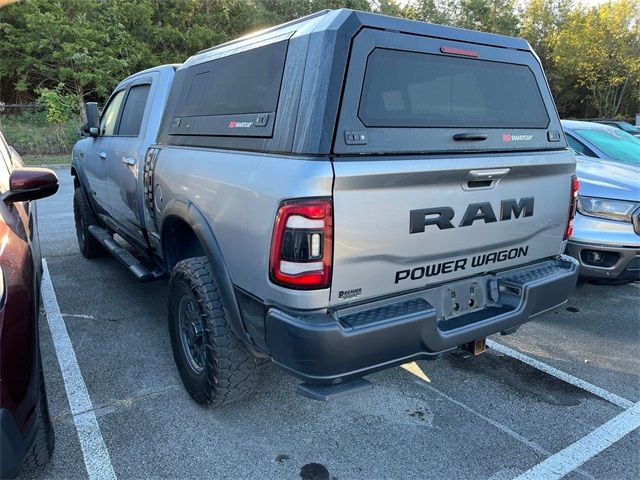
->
553, 0, 640, 118
398, 0, 454, 24
37, 86, 80, 124
0, 0, 638, 121
21, 154, 71, 166
454, 0, 519, 35
0, 112, 79, 155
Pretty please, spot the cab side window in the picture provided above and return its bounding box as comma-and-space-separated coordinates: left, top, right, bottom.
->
100, 90, 126, 136
118, 85, 151, 137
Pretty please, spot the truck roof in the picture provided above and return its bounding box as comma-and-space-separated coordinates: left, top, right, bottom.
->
182, 8, 531, 69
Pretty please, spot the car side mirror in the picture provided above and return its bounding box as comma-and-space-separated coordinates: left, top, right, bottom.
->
82, 102, 100, 137
3, 168, 59, 204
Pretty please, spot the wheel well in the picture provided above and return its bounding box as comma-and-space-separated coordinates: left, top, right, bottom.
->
162, 217, 206, 272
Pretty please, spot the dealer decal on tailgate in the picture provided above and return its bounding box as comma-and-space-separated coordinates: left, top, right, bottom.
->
394, 245, 529, 284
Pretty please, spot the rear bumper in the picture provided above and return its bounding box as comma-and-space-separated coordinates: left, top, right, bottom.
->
566, 241, 640, 282
266, 256, 579, 383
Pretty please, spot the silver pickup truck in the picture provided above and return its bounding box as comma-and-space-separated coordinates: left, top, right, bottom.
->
72, 9, 580, 406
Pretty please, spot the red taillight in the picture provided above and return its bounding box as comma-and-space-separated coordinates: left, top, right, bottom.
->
269, 199, 332, 290
564, 175, 579, 240
440, 46, 480, 57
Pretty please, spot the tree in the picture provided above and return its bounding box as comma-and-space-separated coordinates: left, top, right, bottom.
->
452, 0, 519, 36
372, 0, 403, 17
1, 0, 639, 119
0, 0, 147, 110
399, 0, 455, 25
554, 0, 640, 117
519, 0, 577, 116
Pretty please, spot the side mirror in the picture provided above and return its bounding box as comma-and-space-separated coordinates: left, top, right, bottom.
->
82, 102, 100, 137
3, 168, 59, 204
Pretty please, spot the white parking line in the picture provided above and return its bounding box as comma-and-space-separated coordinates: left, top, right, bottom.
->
515, 402, 640, 480
487, 339, 634, 409
41, 259, 117, 480
403, 363, 597, 479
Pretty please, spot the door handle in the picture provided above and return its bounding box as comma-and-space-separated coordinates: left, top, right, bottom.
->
121, 156, 136, 166
97, 152, 107, 159
453, 133, 488, 141
467, 168, 511, 180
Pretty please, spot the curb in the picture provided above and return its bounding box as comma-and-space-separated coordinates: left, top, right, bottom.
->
34, 164, 70, 169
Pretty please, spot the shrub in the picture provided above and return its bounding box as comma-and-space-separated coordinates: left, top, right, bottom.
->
0, 111, 81, 156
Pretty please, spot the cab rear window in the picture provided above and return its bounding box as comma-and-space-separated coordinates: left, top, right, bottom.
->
358, 48, 549, 129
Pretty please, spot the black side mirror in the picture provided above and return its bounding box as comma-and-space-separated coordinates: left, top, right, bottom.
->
3, 168, 59, 204
82, 102, 100, 137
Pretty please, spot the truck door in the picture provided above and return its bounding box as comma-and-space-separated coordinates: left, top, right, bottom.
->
105, 80, 152, 247
84, 89, 126, 214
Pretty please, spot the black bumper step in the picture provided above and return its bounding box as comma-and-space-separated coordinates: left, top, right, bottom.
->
297, 378, 373, 401
88, 225, 165, 282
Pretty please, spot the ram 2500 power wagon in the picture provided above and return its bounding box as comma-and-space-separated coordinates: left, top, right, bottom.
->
71, 9, 580, 406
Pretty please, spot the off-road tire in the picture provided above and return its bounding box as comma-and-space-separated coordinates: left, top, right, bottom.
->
168, 256, 257, 407
22, 366, 55, 470
73, 187, 106, 258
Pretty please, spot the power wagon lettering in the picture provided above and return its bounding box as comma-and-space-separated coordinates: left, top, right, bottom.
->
394, 246, 530, 284
410, 197, 534, 233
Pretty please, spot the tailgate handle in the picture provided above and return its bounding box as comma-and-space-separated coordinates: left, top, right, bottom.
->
453, 133, 488, 141
468, 168, 511, 180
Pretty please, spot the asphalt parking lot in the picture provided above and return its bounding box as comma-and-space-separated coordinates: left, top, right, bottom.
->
20, 167, 640, 480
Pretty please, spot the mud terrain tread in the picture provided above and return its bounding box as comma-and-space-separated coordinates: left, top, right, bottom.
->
168, 257, 257, 407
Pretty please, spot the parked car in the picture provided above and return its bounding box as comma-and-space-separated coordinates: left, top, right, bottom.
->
0, 132, 58, 478
566, 155, 640, 283
595, 120, 640, 138
561, 120, 640, 164
72, 9, 579, 405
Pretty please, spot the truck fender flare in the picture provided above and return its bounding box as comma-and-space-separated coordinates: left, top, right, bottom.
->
70, 162, 101, 219
159, 198, 254, 349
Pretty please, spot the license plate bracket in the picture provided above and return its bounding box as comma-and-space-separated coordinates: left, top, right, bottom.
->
441, 280, 485, 320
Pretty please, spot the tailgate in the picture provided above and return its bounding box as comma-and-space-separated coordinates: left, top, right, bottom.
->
329, 152, 574, 305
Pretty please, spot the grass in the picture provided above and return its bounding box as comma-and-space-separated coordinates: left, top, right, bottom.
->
0, 111, 80, 157
21, 154, 71, 166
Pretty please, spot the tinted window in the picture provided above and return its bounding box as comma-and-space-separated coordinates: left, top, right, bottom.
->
566, 134, 596, 158
575, 128, 640, 164
617, 122, 640, 134
119, 85, 150, 136
100, 90, 126, 136
175, 40, 288, 118
359, 49, 549, 129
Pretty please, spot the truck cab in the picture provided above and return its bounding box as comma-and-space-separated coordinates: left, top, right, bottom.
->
72, 65, 177, 252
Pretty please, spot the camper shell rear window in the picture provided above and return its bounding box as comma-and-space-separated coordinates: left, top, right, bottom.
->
359, 48, 549, 129
333, 27, 564, 155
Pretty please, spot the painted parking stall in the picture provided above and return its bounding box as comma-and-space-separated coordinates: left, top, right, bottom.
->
21, 169, 639, 480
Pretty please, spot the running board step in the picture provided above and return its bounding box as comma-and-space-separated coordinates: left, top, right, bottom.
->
296, 378, 373, 401
88, 225, 165, 282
